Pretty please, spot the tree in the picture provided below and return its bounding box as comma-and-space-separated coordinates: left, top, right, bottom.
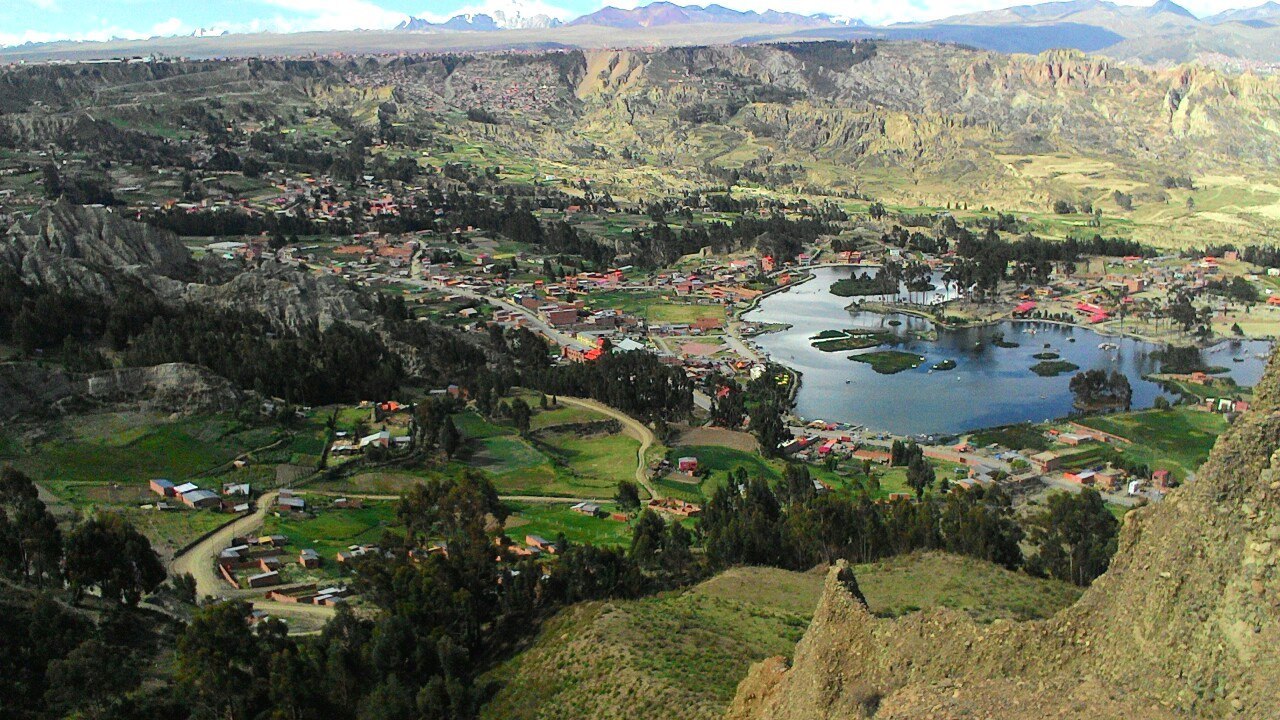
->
176, 601, 262, 720
440, 415, 463, 458
44, 639, 144, 719
614, 480, 642, 514
751, 401, 788, 457
64, 514, 166, 605
509, 398, 532, 433
628, 509, 667, 570
906, 454, 935, 500
1025, 488, 1118, 586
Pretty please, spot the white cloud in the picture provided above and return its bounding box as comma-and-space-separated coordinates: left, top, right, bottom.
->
149, 17, 187, 37
258, 0, 408, 31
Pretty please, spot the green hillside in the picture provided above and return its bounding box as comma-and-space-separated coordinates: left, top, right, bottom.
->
480, 552, 1081, 720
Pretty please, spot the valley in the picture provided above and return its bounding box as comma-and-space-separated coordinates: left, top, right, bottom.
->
1, 17, 1279, 720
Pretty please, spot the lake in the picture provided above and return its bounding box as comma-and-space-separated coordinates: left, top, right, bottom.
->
743, 266, 1271, 435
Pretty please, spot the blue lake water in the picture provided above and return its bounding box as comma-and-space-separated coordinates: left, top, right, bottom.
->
743, 267, 1271, 435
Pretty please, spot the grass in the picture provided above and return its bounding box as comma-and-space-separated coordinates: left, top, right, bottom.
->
537, 432, 641, 491
13, 412, 287, 508
480, 553, 1081, 720
848, 350, 925, 374
970, 423, 1052, 452
810, 329, 889, 352
503, 502, 634, 547
855, 551, 1081, 622
1030, 360, 1080, 377
259, 502, 400, 580
1075, 406, 1226, 483
529, 402, 608, 430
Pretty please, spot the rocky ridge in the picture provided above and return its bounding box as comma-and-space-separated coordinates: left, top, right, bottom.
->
0, 200, 193, 297
727, 351, 1280, 719
0, 362, 243, 421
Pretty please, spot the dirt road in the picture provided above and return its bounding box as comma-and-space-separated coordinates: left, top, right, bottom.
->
169, 491, 279, 600
557, 396, 661, 499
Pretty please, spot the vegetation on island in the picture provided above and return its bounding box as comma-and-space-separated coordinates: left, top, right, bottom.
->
848, 350, 925, 374
1030, 359, 1081, 377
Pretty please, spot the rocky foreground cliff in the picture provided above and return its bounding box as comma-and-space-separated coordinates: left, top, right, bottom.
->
727, 356, 1280, 719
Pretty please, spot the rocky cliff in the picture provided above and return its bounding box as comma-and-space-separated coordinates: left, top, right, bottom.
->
0, 362, 243, 420
0, 200, 193, 296
728, 351, 1280, 719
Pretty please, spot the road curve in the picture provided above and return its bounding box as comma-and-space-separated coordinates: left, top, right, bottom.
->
557, 396, 661, 499
169, 490, 279, 600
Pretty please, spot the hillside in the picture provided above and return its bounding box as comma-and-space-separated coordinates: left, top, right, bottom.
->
480, 554, 1080, 720
727, 352, 1280, 719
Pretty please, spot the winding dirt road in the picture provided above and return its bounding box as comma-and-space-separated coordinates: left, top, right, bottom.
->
557, 396, 661, 499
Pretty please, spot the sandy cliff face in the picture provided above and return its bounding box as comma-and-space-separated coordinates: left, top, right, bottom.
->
728, 352, 1280, 720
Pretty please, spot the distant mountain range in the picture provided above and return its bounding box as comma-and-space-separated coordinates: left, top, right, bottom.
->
398, 2, 866, 33
7, 0, 1280, 67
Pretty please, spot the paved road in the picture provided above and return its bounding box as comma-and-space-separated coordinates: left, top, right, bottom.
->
557, 396, 661, 499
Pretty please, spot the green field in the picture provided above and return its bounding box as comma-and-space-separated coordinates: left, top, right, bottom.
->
503, 502, 634, 547
1076, 407, 1227, 482
969, 423, 1052, 452
9, 412, 309, 507
455, 406, 638, 498
537, 431, 641, 491
261, 501, 400, 577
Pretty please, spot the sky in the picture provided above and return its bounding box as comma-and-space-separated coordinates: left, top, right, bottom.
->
0, 0, 1267, 48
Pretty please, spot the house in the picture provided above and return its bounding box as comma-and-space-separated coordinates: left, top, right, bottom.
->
181, 489, 221, 509
570, 502, 601, 516
1152, 469, 1171, 490
677, 456, 699, 474
1064, 469, 1097, 485
222, 482, 251, 497
299, 549, 322, 568
359, 430, 391, 449
1012, 301, 1037, 317
277, 496, 306, 513
149, 478, 176, 497
525, 535, 558, 554
246, 570, 282, 588
173, 482, 199, 496
1030, 450, 1066, 473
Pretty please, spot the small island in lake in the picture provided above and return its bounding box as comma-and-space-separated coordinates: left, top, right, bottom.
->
1030, 360, 1081, 377
811, 329, 891, 352
830, 271, 897, 297
850, 350, 925, 374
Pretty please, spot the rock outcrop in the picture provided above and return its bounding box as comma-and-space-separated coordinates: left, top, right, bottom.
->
0, 200, 193, 296
0, 362, 243, 420
184, 260, 377, 334
728, 351, 1280, 719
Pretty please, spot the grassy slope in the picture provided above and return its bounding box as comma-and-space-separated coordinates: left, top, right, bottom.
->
481, 553, 1081, 720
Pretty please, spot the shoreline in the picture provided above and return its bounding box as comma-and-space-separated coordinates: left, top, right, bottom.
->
735, 266, 1270, 437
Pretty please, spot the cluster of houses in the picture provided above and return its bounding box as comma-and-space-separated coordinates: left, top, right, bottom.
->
149, 478, 250, 512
